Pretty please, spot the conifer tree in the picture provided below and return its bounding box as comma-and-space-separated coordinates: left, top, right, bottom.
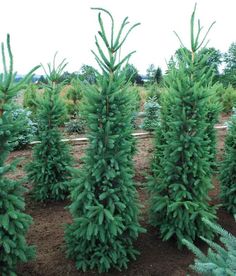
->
0, 34, 39, 275
65, 8, 144, 273
148, 5, 218, 247
183, 218, 236, 275
220, 113, 236, 215
26, 53, 73, 201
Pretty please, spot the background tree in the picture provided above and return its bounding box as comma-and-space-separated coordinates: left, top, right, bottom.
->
26, 53, 73, 201
65, 8, 144, 273
78, 64, 98, 84
199, 47, 222, 83
223, 42, 236, 87
0, 34, 39, 275
220, 112, 236, 215
146, 63, 156, 83
23, 83, 40, 116
148, 5, 218, 247
65, 78, 83, 118
154, 66, 163, 84
121, 63, 143, 85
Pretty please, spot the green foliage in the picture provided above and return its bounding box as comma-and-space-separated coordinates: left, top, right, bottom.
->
10, 107, 37, 150
183, 218, 236, 276
216, 84, 236, 113
220, 114, 236, 215
65, 8, 145, 273
146, 83, 165, 100
79, 64, 98, 84
26, 53, 73, 201
23, 83, 40, 115
148, 5, 218, 247
122, 63, 140, 84
127, 85, 141, 129
146, 65, 163, 84
141, 96, 160, 131
175, 47, 222, 84
223, 42, 236, 87
0, 34, 39, 275
65, 78, 83, 117
205, 89, 222, 169
65, 118, 86, 134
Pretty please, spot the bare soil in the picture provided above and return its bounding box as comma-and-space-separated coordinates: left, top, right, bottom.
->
6, 119, 235, 276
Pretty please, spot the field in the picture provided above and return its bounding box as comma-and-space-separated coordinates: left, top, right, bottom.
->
5, 116, 234, 276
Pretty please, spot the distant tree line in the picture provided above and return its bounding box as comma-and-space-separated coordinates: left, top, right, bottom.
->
14, 42, 236, 89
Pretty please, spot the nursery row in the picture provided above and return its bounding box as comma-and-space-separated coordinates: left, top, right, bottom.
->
0, 5, 236, 276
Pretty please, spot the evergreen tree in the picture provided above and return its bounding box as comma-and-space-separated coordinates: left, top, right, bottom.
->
0, 34, 39, 275
183, 218, 236, 275
65, 8, 145, 273
79, 64, 98, 84
220, 113, 236, 215
154, 66, 163, 84
26, 53, 73, 201
148, 5, 218, 247
66, 78, 83, 118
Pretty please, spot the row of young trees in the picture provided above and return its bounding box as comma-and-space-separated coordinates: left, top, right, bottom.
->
1, 5, 236, 276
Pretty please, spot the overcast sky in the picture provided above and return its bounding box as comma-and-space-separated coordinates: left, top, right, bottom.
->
0, 0, 235, 75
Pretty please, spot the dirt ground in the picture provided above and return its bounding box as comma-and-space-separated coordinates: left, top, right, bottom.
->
7, 119, 235, 276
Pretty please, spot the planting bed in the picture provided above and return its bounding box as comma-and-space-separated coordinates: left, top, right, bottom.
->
6, 124, 235, 276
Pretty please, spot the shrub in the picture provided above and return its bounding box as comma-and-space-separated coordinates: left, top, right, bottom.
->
10, 107, 37, 149
65, 118, 86, 134
183, 218, 236, 275
0, 34, 39, 276
26, 54, 73, 201
65, 9, 145, 273
141, 96, 160, 131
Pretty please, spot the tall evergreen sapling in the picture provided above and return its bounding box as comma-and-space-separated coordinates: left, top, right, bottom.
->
65, 8, 145, 273
0, 35, 39, 276
220, 113, 236, 215
26, 54, 73, 201
148, 5, 218, 247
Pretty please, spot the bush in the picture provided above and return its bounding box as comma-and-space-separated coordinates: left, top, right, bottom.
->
141, 96, 160, 131
10, 107, 37, 149
183, 218, 236, 275
65, 118, 86, 134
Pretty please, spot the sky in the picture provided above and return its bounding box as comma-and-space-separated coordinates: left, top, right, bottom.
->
0, 0, 235, 75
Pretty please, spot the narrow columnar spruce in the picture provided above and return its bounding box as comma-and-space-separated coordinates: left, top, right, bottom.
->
26, 53, 73, 201
220, 112, 236, 215
0, 34, 39, 276
148, 5, 218, 247
65, 8, 145, 273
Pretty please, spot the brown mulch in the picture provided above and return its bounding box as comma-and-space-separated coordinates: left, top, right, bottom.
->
6, 121, 234, 276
